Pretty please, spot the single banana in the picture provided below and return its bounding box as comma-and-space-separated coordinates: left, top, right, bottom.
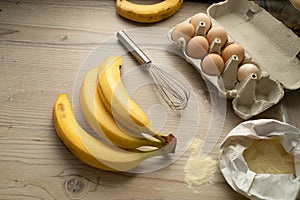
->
115, 0, 183, 23
97, 56, 176, 145
80, 67, 164, 149
53, 94, 175, 172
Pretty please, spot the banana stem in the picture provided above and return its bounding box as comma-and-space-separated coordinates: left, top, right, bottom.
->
162, 134, 177, 153
146, 126, 177, 152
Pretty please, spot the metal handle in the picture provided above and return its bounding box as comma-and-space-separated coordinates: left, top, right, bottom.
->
116, 30, 151, 65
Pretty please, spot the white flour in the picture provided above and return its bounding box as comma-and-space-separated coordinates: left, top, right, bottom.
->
183, 138, 218, 192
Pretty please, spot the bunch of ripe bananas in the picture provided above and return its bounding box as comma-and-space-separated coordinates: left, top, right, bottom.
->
52, 56, 177, 172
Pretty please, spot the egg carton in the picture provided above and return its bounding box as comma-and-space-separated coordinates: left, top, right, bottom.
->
168, 0, 300, 120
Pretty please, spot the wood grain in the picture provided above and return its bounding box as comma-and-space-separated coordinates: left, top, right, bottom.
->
281, 90, 300, 129
0, 0, 297, 199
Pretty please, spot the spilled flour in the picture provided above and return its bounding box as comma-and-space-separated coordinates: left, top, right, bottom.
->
183, 138, 218, 192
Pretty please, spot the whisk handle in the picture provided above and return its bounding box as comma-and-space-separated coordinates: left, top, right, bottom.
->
116, 30, 152, 65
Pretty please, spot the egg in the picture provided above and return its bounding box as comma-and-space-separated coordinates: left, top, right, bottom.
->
201, 53, 225, 76
186, 36, 209, 59
190, 13, 211, 33
171, 23, 195, 43
222, 43, 245, 64
237, 63, 260, 81
206, 26, 228, 47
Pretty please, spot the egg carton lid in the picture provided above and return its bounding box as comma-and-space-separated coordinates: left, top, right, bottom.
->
207, 0, 300, 90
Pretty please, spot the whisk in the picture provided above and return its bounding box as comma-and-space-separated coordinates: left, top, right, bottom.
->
116, 30, 190, 111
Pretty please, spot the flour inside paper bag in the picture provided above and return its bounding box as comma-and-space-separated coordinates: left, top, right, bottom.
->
243, 137, 295, 175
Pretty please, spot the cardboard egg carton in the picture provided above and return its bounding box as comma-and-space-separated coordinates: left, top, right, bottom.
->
168, 0, 300, 120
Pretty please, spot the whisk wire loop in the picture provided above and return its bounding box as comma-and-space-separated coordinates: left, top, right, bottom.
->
116, 30, 190, 111
149, 65, 189, 110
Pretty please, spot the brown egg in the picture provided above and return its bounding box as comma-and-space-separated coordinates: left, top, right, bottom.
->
237, 63, 260, 81
206, 26, 228, 47
290, 0, 300, 10
186, 36, 209, 59
222, 43, 245, 64
190, 13, 211, 33
201, 53, 225, 76
171, 23, 195, 43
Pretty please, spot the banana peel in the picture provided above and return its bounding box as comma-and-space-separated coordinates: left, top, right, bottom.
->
115, 0, 183, 23
53, 94, 176, 172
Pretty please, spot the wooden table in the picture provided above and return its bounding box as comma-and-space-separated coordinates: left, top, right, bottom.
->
1, 1, 299, 199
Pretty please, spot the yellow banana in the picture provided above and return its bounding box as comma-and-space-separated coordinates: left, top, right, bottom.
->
97, 56, 176, 145
80, 67, 164, 149
115, 0, 183, 23
53, 94, 175, 172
